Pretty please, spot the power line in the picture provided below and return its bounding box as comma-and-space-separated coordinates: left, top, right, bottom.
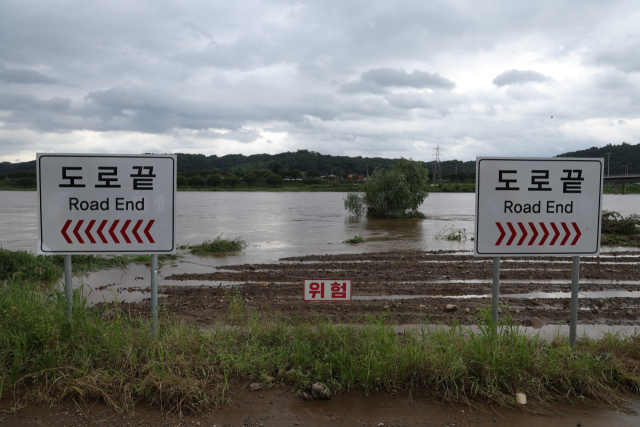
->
432, 145, 442, 182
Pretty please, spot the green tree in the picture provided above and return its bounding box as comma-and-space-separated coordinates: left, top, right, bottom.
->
302, 177, 322, 185
188, 175, 206, 187
0, 173, 6, 180
344, 158, 428, 218
289, 169, 302, 180
176, 175, 187, 186
306, 170, 320, 178
199, 169, 211, 178
235, 170, 245, 179
277, 168, 289, 179
16, 177, 36, 188
225, 174, 241, 187
186, 171, 198, 177
244, 171, 259, 187
271, 161, 284, 174
207, 174, 222, 187
7, 172, 17, 180
265, 173, 282, 187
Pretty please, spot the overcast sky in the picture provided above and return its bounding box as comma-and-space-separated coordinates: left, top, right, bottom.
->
1, 0, 639, 163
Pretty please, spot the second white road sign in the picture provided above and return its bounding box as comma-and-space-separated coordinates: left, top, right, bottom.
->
37, 153, 176, 255
475, 157, 603, 257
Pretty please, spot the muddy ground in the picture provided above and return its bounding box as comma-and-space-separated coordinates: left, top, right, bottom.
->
4, 388, 640, 427
114, 250, 640, 327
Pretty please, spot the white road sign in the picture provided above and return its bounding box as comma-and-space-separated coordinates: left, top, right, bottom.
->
475, 157, 603, 256
37, 153, 176, 255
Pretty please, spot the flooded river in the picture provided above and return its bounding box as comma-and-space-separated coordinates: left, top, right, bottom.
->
2, 191, 639, 262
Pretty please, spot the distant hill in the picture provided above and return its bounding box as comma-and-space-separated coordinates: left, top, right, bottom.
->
557, 142, 640, 175
174, 150, 400, 175
1, 142, 636, 176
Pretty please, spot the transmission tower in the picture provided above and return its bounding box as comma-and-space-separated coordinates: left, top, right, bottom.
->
432, 145, 442, 182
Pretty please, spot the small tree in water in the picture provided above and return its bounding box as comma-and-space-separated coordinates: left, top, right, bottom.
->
344, 158, 428, 218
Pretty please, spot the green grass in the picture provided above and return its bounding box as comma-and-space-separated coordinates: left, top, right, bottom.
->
343, 233, 366, 244
0, 249, 61, 281
0, 249, 181, 280
183, 236, 247, 254
1, 281, 639, 415
600, 211, 640, 247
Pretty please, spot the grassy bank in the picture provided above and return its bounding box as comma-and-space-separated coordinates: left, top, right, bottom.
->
603, 183, 640, 194
0, 249, 180, 281
1, 281, 639, 414
601, 211, 640, 247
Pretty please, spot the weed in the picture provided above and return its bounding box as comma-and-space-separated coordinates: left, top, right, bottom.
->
343, 233, 366, 244
186, 236, 247, 254
0, 249, 61, 281
1, 280, 640, 414
0, 249, 181, 281
435, 225, 468, 241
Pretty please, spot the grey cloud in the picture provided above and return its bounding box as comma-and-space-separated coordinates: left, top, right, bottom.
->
594, 72, 631, 90
492, 69, 550, 87
0, 63, 58, 84
363, 68, 456, 89
0, 93, 70, 111
341, 68, 456, 93
386, 92, 434, 109
195, 128, 260, 143
592, 45, 640, 73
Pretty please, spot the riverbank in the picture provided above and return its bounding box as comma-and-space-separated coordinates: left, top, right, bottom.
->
2, 275, 639, 418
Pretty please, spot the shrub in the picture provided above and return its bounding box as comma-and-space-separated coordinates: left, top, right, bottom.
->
188, 175, 206, 187
224, 174, 241, 187
344, 158, 428, 218
207, 174, 222, 187
16, 177, 36, 188
266, 173, 282, 187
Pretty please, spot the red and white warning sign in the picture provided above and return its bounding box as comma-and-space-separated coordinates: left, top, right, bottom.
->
303, 280, 352, 301
37, 153, 176, 254
475, 157, 603, 256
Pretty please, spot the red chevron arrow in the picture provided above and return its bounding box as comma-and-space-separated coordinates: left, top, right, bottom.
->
109, 220, 120, 244
517, 222, 528, 245
96, 220, 108, 243
495, 222, 506, 245
549, 222, 561, 245
73, 220, 85, 244
528, 222, 538, 245
571, 222, 582, 245
85, 219, 97, 244
539, 222, 549, 245
132, 219, 144, 243
121, 219, 132, 243
144, 220, 155, 243
61, 220, 73, 244
560, 222, 571, 245
506, 222, 517, 245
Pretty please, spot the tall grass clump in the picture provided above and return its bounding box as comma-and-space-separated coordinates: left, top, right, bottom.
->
1, 281, 640, 414
186, 236, 247, 254
0, 249, 61, 281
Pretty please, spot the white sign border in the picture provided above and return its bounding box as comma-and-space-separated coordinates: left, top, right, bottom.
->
303, 279, 353, 301
474, 157, 603, 257
37, 153, 177, 255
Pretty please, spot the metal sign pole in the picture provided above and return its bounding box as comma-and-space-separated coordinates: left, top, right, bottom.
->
569, 256, 580, 348
492, 257, 500, 329
64, 255, 73, 322
151, 254, 158, 334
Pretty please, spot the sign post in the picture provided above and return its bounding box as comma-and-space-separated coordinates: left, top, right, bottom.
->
475, 158, 603, 346
37, 153, 176, 329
